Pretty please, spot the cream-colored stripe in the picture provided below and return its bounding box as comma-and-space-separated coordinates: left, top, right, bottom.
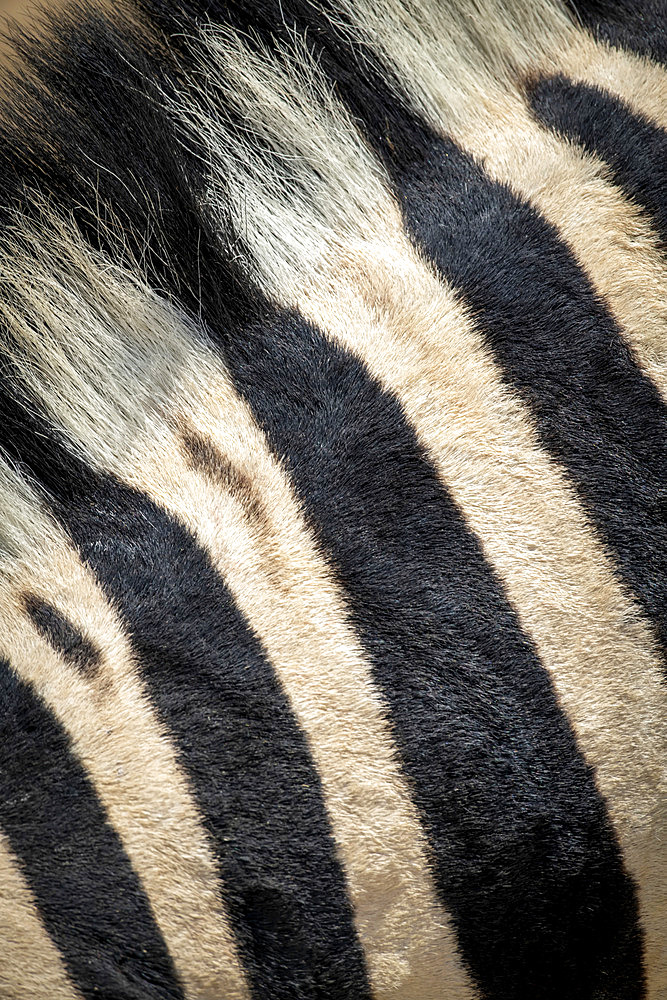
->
0, 833, 81, 1000
119, 398, 475, 999
332, 0, 667, 398
0, 478, 248, 1000
286, 228, 667, 996
167, 24, 667, 988
438, 0, 667, 131
0, 232, 476, 998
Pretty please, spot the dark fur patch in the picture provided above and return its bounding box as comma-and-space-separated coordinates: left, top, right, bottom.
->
179, 423, 270, 534
22, 593, 102, 678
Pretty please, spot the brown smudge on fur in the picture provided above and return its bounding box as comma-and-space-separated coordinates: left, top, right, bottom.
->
179, 421, 272, 536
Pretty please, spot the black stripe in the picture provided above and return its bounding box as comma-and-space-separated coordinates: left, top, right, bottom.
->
141, 1, 667, 658
564, 0, 667, 65
211, 304, 645, 999
0, 392, 371, 1000
0, 6, 649, 993
390, 132, 667, 659
23, 594, 102, 678
219, 4, 667, 663
528, 75, 667, 246
0, 660, 183, 1000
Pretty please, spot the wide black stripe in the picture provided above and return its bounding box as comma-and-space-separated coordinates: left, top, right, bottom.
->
0, 392, 371, 1000
141, 1, 667, 659
529, 75, 667, 245
564, 0, 667, 65
0, 6, 648, 993
0, 660, 183, 1000
210, 305, 645, 999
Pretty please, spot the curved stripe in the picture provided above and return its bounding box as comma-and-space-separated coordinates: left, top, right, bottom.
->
0, 395, 372, 999
0, 7, 662, 995
0, 833, 81, 1000
529, 75, 667, 244
236, 0, 667, 660
169, 22, 666, 992
318, 0, 667, 401
0, 239, 473, 998
0, 657, 184, 1000
0, 482, 249, 1000
23, 594, 102, 678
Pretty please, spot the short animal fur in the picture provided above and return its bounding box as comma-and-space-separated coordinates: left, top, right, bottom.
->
0, 0, 665, 997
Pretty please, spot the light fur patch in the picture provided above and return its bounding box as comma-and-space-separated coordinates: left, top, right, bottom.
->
176, 31, 667, 993
0, 833, 81, 1000
327, 0, 667, 400
0, 221, 474, 999
0, 466, 249, 1000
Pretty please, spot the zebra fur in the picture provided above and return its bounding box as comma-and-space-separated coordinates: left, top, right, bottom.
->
0, 0, 665, 997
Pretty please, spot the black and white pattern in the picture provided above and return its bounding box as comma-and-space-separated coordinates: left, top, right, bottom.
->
0, 1, 665, 997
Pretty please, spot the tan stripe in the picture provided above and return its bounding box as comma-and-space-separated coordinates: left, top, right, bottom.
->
105, 374, 475, 1000
0, 230, 476, 998
283, 228, 667, 996
553, 32, 667, 131
331, 0, 667, 399
450, 0, 667, 131
0, 486, 249, 1000
0, 832, 81, 1000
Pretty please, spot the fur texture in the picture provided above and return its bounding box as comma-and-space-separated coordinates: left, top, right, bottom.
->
0, 1, 665, 998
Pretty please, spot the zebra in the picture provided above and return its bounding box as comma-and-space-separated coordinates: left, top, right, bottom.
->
0, 0, 665, 996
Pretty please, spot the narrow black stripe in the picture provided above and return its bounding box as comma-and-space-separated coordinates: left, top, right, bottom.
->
564, 0, 667, 65
528, 75, 667, 245
0, 660, 183, 1000
209, 304, 645, 999
23, 594, 102, 678
0, 394, 371, 1000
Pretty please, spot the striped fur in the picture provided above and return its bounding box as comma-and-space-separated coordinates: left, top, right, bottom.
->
0, 1, 665, 997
